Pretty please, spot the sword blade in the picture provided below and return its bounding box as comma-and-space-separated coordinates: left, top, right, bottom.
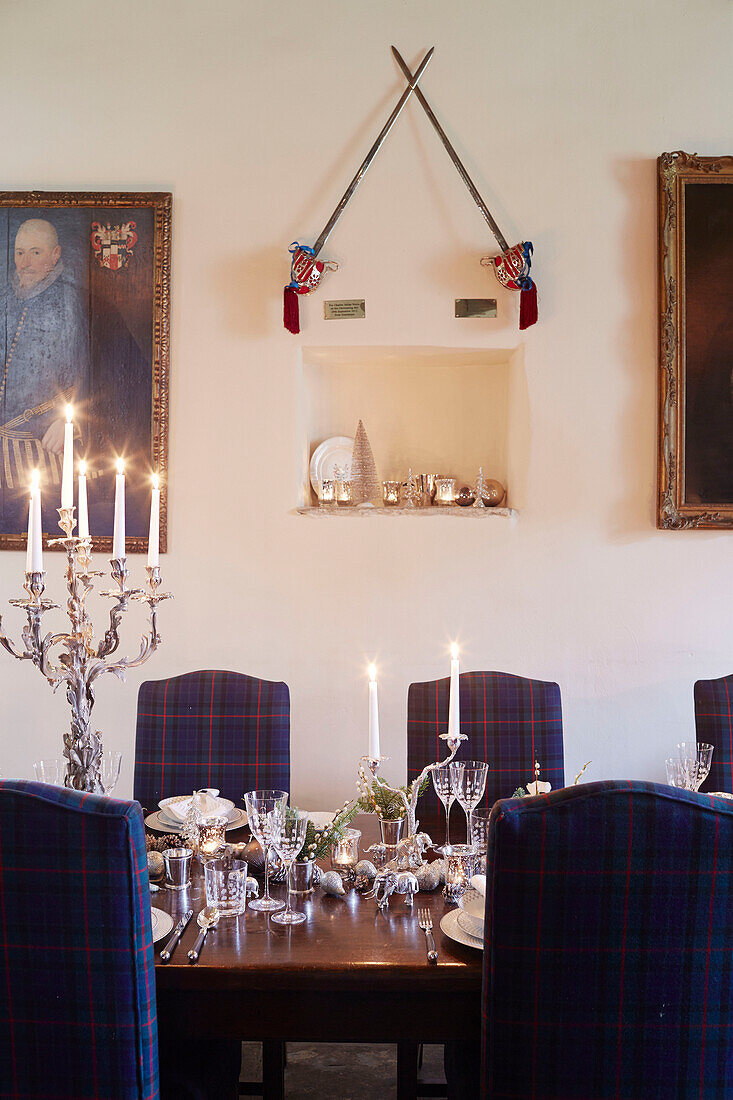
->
312, 47, 435, 257
391, 46, 509, 253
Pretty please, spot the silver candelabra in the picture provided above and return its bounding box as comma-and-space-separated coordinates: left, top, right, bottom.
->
0, 506, 172, 793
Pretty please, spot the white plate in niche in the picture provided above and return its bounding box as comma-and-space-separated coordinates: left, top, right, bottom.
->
309, 436, 354, 495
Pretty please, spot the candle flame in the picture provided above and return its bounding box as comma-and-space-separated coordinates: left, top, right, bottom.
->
78, 460, 87, 476
30, 468, 40, 491
152, 473, 160, 490
368, 663, 377, 682
65, 404, 73, 423
116, 458, 125, 475
450, 643, 459, 660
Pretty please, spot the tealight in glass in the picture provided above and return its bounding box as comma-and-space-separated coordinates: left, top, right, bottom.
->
331, 828, 361, 882
197, 816, 227, 859
335, 478, 352, 505
382, 480, 401, 506
442, 844, 475, 903
434, 478, 456, 506
319, 479, 336, 505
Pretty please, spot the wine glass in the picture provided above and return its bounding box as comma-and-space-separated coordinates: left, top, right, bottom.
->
33, 758, 63, 785
665, 756, 686, 788
271, 809, 308, 926
677, 742, 714, 791
450, 760, 488, 843
431, 764, 456, 854
100, 751, 122, 795
244, 789, 288, 912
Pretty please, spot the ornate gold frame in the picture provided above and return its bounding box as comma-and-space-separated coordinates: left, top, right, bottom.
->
658, 153, 733, 529
0, 190, 171, 553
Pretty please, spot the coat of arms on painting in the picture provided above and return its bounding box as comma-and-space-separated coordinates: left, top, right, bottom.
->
90, 221, 139, 271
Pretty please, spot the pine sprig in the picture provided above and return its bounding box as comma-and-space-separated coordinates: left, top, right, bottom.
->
356, 774, 429, 820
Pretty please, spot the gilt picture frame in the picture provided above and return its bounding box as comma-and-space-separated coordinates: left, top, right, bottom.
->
0, 190, 170, 553
658, 152, 733, 529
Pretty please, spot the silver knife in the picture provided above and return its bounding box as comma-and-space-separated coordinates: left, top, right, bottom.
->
159, 908, 193, 963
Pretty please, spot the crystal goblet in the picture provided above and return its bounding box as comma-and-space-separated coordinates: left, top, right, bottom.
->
244, 789, 288, 912
272, 810, 309, 925
100, 751, 122, 795
677, 742, 714, 792
33, 758, 63, 785
450, 760, 488, 844
431, 764, 456, 855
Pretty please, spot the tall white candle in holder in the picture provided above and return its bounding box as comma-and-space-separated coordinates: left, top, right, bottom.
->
147, 474, 160, 567
368, 663, 380, 761
112, 458, 126, 559
78, 461, 89, 540
61, 405, 74, 511
448, 643, 460, 740
26, 470, 43, 573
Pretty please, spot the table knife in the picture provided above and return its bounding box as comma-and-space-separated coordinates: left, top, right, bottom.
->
159, 909, 193, 963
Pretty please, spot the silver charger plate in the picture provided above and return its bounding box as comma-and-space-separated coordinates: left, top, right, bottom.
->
440, 908, 483, 951
150, 907, 174, 943
145, 807, 248, 834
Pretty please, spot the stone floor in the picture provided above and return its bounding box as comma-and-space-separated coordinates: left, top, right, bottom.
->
240, 1042, 446, 1098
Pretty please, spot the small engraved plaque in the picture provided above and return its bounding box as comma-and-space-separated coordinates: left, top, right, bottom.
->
324, 299, 366, 320
455, 298, 497, 319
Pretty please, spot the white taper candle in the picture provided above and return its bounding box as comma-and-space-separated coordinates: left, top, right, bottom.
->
368, 663, 380, 761
78, 461, 89, 540
147, 474, 160, 567
448, 643, 460, 740
112, 458, 125, 559
61, 405, 74, 511
27, 470, 43, 573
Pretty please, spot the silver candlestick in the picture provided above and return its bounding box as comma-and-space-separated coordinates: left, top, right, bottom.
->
0, 507, 172, 793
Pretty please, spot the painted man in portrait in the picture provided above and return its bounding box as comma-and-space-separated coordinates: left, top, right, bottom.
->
0, 217, 90, 529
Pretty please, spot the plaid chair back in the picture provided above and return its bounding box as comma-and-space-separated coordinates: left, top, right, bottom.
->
134, 669, 290, 810
694, 674, 733, 793
407, 671, 564, 835
482, 780, 733, 1099
0, 780, 158, 1099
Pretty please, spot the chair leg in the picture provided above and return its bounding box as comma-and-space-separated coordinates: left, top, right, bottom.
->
397, 1041, 419, 1100
261, 1040, 285, 1100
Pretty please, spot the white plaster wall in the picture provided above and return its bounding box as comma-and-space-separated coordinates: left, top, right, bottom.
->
1, 0, 731, 806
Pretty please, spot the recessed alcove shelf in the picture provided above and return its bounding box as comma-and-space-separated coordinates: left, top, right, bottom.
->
295, 345, 528, 516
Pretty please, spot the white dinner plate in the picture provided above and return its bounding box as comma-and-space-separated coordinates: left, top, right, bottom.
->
159, 793, 235, 824
309, 436, 354, 495
457, 909, 483, 940
440, 908, 483, 951
150, 907, 174, 943
145, 807, 248, 834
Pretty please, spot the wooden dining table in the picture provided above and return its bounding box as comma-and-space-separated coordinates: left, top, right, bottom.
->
151, 814, 482, 1099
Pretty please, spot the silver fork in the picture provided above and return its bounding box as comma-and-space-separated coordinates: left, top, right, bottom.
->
418, 908, 438, 964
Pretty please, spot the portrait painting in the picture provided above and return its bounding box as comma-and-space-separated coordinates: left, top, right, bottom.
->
658, 153, 733, 528
0, 191, 170, 553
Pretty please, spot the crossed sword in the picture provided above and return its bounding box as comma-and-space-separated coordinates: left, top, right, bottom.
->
289, 46, 514, 299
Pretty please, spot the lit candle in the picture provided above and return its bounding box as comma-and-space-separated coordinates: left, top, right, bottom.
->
78, 461, 89, 540
112, 458, 125, 559
368, 663, 380, 760
26, 470, 43, 573
448, 643, 460, 740
147, 473, 160, 567
61, 405, 74, 511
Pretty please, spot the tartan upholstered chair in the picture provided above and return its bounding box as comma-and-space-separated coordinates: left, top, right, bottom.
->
133, 669, 290, 810
0, 780, 158, 1100
480, 780, 733, 1098
407, 670, 564, 836
694, 673, 733, 793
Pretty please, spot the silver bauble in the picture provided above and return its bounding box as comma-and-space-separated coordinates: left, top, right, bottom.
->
354, 859, 377, 882
320, 870, 346, 896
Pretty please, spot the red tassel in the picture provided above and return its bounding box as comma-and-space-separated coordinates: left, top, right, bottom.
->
519, 282, 538, 330
284, 286, 300, 334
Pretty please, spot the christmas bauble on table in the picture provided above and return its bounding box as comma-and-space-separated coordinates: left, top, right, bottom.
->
482, 479, 506, 506
455, 486, 475, 507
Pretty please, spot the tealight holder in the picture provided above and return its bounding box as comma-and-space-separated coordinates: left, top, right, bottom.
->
197, 816, 228, 860
382, 480, 401, 506
331, 828, 361, 882
442, 844, 475, 902
434, 478, 457, 506
319, 479, 336, 506
335, 478, 352, 505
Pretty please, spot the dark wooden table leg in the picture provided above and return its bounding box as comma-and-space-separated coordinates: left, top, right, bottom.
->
262, 1040, 285, 1100
397, 1041, 419, 1100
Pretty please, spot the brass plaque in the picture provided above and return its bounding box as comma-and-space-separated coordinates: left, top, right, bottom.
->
455, 298, 497, 318
324, 299, 366, 320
